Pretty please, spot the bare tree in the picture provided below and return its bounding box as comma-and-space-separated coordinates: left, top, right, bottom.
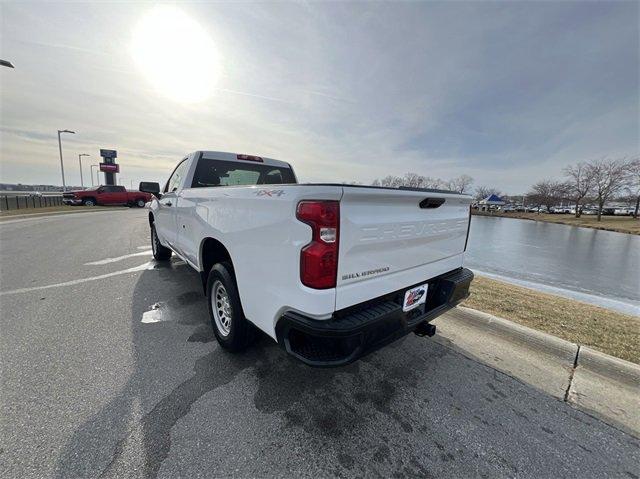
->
371, 172, 473, 192
474, 186, 502, 202
403, 172, 426, 188
378, 175, 403, 187
623, 158, 640, 219
585, 158, 628, 221
447, 174, 474, 194
563, 162, 594, 217
527, 180, 566, 213
423, 177, 448, 189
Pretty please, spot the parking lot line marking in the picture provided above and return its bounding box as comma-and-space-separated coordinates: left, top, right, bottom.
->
0, 261, 184, 296
85, 251, 152, 265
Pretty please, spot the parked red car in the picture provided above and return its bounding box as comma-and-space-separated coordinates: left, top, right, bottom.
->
62, 185, 152, 207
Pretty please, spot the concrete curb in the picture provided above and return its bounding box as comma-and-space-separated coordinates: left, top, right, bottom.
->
434, 308, 576, 400
577, 346, 640, 388
448, 306, 640, 436
456, 306, 578, 363
457, 306, 640, 384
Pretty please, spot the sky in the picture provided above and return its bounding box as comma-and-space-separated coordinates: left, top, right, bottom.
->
0, 1, 638, 194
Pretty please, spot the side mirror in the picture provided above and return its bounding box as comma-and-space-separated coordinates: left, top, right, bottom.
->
139, 181, 161, 198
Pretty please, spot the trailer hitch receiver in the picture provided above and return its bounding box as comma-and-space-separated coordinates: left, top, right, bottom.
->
414, 322, 436, 337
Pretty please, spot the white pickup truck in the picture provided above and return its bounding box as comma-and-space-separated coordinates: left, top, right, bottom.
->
140, 151, 473, 366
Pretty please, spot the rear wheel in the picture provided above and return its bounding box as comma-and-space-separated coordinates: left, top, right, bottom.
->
136, 198, 146, 208
207, 262, 253, 352
151, 223, 172, 260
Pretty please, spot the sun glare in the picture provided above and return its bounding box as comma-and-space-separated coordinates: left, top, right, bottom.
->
131, 6, 220, 103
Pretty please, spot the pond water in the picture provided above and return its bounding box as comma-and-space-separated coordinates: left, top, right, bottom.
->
465, 216, 639, 316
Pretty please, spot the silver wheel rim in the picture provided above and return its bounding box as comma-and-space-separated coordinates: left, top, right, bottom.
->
151, 227, 157, 255
138, 200, 145, 207
86, 200, 94, 206
212, 280, 232, 337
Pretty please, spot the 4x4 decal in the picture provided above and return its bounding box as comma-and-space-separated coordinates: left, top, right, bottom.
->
254, 189, 285, 197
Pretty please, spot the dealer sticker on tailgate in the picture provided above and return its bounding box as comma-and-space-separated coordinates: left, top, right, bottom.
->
403, 283, 429, 312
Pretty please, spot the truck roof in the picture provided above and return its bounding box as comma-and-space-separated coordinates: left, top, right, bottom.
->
198, 151, 292, 169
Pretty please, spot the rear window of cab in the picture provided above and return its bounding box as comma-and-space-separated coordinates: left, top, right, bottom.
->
191, 158, 296, 188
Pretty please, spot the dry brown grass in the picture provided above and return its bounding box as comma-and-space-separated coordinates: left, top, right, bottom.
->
0, 205, 82, 217
464, 276, 640, 364
473, 211, 640, 235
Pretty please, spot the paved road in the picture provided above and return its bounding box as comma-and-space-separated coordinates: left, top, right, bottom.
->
1, 210, 638, 478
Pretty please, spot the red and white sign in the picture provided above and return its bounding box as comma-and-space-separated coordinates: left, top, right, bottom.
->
99, 163, 119, 173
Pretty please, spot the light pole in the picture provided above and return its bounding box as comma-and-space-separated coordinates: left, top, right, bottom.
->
57, 129, 75, 191
78, 154, 90, 188
91, 164, 99, 186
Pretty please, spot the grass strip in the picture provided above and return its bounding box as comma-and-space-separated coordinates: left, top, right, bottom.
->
464, 276, 639, 364
0, 205, 126, 218
472, 211, 639, 235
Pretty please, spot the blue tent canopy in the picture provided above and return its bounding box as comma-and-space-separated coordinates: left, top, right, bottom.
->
479, 194, 505, 205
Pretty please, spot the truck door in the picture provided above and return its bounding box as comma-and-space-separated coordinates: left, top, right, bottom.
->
155, 158, 189, 249
115, 186, 129, 204
111, 186, 128, 204
175, 154, 206, 266
97, 186, 127, 204
96, 186, 113, 204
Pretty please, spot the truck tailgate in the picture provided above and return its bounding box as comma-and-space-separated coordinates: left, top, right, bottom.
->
336, 187, 472, 310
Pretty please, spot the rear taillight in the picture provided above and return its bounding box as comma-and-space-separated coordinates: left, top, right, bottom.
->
296, 200, 340, 289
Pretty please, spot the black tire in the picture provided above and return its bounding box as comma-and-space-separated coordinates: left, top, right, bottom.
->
207, 262, 254, 352
83, 198, 96, 207
151, 223, 172, 260
136, 198, 146, 208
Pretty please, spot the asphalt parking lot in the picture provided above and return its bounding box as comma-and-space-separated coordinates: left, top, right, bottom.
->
1, 209, 639, 478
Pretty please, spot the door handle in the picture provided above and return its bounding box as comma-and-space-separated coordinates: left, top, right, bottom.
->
163, 201, 172, 207
419, 197, 445, 209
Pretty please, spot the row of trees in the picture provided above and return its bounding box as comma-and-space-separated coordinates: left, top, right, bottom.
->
527, 158, 639, 220
370, 157, 639, 221
371, 173, 475, 193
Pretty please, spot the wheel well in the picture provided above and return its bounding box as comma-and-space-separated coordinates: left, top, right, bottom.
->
148, 212, 154, 225
83, 197, 97, 203
200, 237, 232, 293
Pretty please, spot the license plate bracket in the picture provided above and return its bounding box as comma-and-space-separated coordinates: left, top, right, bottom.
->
403, 283, 429, 312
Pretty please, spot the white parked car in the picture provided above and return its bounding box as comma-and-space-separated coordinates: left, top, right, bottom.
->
140, 151, 474, 366
614, 207, 634, 216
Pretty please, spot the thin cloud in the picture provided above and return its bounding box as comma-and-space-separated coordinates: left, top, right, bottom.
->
0, 1, 637, 192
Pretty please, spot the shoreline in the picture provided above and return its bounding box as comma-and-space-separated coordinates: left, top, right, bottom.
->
472, 210, 639, 235
470, 269, 639, 316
